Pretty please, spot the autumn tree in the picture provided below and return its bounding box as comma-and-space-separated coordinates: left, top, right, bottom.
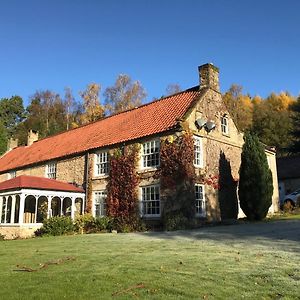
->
15, 91, 66, 144
223, 84, 253, 131
289, 96, 300, 153
104, 74, 146, 115
252, 92, 294, 156
239, 132, 273, 220
79, 83, 104, 124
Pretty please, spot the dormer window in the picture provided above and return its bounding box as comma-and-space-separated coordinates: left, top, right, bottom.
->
221, 115, 229, 135
46, 162, 57, 179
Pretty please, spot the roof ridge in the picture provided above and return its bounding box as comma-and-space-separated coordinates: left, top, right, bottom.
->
15, 86, 200, 147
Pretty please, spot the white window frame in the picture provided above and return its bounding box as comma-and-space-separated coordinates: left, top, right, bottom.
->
140, 184, 160, 217
194, 136, 203, 168
93, 190, 107, 217
95, 151, 109, 176
195, 184, 206, 217
221, 115, 229, 135
141, 140, 160, 169
46, 162, 57, 179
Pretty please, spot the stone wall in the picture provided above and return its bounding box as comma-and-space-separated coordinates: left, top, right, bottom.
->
0, 155, 86, 187
0, 225, 41, 240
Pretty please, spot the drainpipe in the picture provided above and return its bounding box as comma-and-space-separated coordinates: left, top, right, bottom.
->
84, 152, 89, 213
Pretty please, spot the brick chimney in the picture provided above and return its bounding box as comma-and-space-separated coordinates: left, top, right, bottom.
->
7, 138, 18, 151
27, 130, 39, 146
198, 63, 220, 92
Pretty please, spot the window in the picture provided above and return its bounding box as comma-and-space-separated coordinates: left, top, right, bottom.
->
94, 191, 107, 217
8, 170, 16, 179
221, 115, 229, 134
141, 185, 160, 216
194, 136, 203, 167
95, 151, 109, 176
195, 184, 206, 217
46, 162, 57, 179
142, 140, 160, 169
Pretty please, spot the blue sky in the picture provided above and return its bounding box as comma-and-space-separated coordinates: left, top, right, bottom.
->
1, 0, 299, 106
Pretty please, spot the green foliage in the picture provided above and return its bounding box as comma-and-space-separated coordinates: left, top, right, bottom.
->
252, 95, 293, 156
238, 133, 273, 220
36, 216, 75, 236
0, 121, 8, 155
74, 213, 112, 233
163, 211, 190, 231
0, 96, 25, 136
289, 96, 300, 153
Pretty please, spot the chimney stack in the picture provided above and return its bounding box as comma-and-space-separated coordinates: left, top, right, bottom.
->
27, 130, 39, 146
7, 137, 18, 151
198, 63, 220, 92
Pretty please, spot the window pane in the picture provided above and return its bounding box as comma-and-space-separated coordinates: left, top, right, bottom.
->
142, 140, 160, 168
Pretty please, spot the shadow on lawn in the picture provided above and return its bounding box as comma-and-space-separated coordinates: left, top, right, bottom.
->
138, 220, 300, 253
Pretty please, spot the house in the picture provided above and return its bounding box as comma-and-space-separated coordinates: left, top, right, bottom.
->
0, 63, 280, 238
277, 155, 300, 202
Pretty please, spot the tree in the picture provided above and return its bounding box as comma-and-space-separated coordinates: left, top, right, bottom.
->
0, 96, 25, 136
165, 83, 181, 96
252, 92, 294, 156
238, 132, 273, 220
0, 121, 8, 155
223, 84, 253, 131
289, 96, 300, 153
15, 91, 67, 144
64, 87, 74, 130
79, 83, 104, 124
104, 74, 146, 115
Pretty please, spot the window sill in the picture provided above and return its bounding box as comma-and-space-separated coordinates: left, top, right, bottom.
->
138, 167, 159, 173
92, 174, 109, 180
221, 133, 230, 138
142, 214, 161, 219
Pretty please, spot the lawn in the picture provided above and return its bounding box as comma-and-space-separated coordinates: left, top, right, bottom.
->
0, 220, 299, 300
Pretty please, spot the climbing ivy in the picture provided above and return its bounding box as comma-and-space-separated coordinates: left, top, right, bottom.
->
156, 133, 196, 230
106, 145, 143, 231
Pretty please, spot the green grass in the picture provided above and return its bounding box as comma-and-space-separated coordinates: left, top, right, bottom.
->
0, 220, 300, 299
269, 209, 300, 221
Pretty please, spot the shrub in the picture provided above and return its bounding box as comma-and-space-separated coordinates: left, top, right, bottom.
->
238, 132, 273, 220
75, 214, 113, 233
163, 211, 190, 231
74, 213, 95, 233
36, 216, 75, 236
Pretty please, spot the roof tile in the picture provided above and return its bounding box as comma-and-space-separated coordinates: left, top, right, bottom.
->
0, 87, 201, 172
0, 175, 84, 193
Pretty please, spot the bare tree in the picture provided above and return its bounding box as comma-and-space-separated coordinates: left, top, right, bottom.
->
104, 74, 146, 115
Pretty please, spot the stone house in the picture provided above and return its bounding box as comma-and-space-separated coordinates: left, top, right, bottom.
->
0, 63, 279, 238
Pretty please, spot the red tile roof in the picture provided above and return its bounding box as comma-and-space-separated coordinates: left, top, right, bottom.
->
0, 87, 202, 173
0, 175, 84, 193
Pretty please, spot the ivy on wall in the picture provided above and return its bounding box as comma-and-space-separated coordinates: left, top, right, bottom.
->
106, 145, 142, 231
156, 133, 196, 230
